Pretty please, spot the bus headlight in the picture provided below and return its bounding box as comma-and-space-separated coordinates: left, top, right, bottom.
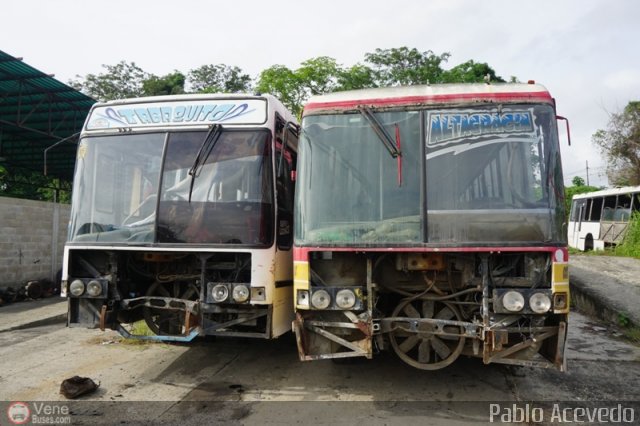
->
502, 291, 525, 312
69, 279, 85, 297
232, 285, 250, 303
296, 290, 310, 308
529, 292, 552, 314
211, 284, 229, 303
335, 289, 356, 309
86, 280, 102, 297
311, 289, 331, 309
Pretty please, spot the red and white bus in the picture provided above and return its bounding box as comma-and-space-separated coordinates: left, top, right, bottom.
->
292, 83, 570, 370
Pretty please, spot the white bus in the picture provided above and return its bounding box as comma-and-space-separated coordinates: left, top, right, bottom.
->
62, 94, 299, 341
569, 186, 640, 251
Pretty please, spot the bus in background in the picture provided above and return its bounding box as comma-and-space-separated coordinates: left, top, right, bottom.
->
63, 94, 299, 341
293, 83, 570, 370
568, 186, 640, 251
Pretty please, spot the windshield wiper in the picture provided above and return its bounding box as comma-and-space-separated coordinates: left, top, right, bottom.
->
358, 106, 403, 186
188, 124, 223, 202
358, 106, 401, 158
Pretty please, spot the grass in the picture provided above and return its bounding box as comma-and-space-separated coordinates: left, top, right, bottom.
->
120, 320, 156, 346
614, 212, 640, 259
624, 326, 640, 344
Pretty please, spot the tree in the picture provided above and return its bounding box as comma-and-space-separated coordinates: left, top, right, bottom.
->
572, 176, 586, 187
336, 64, 377, 91
440, 60, 505, 83
364, 47, 450, 86
142, 71, 186, 96
188, 64, 252, 93
0, 166, 71, 202
296, 57, 341, 96
593, 101, 640, 186
71, 61, 149, 101
255, 65, 306, 116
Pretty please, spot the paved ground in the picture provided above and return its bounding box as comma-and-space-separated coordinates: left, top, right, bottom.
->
570, 254, 640, 326
0, 307, 639, 424
1, 255, 640, 424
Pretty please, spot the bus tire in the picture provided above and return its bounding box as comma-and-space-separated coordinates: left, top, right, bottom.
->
584, 234, 594, 251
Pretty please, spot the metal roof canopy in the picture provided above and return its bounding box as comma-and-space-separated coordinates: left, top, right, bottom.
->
0, 49, 95, 182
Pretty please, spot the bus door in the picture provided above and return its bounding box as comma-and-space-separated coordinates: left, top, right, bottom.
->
572, 199, 586, 247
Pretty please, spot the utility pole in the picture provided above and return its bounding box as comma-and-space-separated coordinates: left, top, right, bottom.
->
586, 160, 590, 186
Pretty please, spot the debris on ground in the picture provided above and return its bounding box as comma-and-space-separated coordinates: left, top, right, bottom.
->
60, 376, 100, 399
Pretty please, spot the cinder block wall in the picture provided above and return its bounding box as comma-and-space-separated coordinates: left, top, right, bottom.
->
0, 197, 71, 288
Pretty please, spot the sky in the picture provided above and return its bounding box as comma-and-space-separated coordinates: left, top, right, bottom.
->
2, 0, 639, 187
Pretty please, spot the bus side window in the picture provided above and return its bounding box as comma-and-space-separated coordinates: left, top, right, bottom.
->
602, 195, 616, 221
590, 197, 603, 222
276, 148, 296, 250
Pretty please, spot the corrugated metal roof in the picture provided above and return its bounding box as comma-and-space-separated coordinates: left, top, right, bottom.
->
0, 49, 96, 181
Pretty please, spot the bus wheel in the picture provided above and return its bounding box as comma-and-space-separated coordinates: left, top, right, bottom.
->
389, 299, 465, 370
584, 234, 594, 251
143, 280, 200, 336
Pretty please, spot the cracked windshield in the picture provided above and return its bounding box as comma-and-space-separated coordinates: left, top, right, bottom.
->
295, 104, 564, 245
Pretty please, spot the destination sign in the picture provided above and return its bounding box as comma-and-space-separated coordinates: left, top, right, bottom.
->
86, 99, 267, 130
427, 110, 534, 145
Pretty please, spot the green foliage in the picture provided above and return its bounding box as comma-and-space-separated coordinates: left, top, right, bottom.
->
72, 46, 509, 118
572, 176, 586, 187
142, 71, 185, 96
255, 65, 306, 116
618, 312, 631, 327
440, 60, 505, 83
188, 64, 252, 93
296, 57, 341, 95
71, 61, 149, 101
364, 47, 450, 86
336, 64, 377, 91
0, 165, 71, 203
592, 101, 640, 186
615, 212, 640, 259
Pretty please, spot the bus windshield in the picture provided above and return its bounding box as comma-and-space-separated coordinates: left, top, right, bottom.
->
69, 129, 273, 245
295, 104, 565, 246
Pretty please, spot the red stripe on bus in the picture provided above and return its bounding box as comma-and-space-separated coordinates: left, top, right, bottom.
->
304, 91, 553, 113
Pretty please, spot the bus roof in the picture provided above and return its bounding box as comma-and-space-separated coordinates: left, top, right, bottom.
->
572, 185, 640, 200
303, 83, 553, 114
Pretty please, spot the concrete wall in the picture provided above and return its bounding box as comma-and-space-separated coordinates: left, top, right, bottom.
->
0, 197, 70, 288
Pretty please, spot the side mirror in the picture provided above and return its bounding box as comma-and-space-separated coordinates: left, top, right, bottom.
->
556, 116, 571, 146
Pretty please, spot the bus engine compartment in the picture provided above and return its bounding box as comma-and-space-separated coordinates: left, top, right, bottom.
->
63, 248, 279, 340
293, 249, 569, 370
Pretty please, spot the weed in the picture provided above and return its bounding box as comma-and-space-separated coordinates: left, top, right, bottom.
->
623, 327, 640, 344
615, 212, 640, 259
618, 313, 631, 327
120, 320, 156, 346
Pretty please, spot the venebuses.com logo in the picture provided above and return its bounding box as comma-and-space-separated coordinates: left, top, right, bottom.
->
6, 401, 71, 425
7, 402, 30, 425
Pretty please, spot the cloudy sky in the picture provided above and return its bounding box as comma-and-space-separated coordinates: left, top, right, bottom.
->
3, 0, 639, 187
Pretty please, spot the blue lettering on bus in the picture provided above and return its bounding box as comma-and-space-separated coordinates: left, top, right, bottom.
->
428, 111, 533, 144
97, 102, 256, 127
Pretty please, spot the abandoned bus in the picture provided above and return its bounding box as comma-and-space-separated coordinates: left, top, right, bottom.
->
293, 83, 570, 370
568, 186, 640, 251
62, 94, 299, 341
